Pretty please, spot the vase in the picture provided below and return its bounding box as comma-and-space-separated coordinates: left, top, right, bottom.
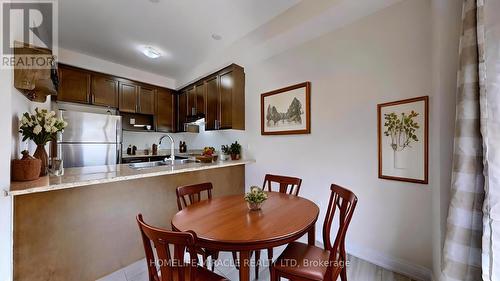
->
33, 144, 48, 176
393, 149, 409, 170
231, 154, 240, 160
247, 201, 263, 211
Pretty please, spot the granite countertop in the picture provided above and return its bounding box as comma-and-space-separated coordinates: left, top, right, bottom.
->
7, 159, 254, 196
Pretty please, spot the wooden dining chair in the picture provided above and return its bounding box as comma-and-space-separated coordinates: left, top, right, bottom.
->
136, 214, 228, 281
176, 182, 219, 271
253, 174, 303, 278
176, 182, 214, 211
263, 174, 303, 195
270, 184, 358, 281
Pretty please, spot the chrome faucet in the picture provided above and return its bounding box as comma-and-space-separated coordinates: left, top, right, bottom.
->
158, 134, 175, 165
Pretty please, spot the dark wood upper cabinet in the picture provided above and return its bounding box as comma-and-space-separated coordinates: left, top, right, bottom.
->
120, 82, 156, 115
195, 82, 206, 116
219, 70, 234, 129
91, 75, 118, 107
186, 87, 196, 116
119, 82, 138, 113
177, 91, 188, 132
58, 65, 91, 104
138, 86, 156, 115
55, 64, 177, 133
219, 65, 245, 130
205, 76, 219, 131
229, 65, 245, 130
178, 64, 245, 131
156, 88, 175, 132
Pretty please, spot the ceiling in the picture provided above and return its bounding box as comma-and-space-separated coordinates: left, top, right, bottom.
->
58, 0, 301, 80
177, 0, 403, 86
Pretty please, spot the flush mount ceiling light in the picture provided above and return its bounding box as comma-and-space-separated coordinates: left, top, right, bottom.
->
141, 46, 161, 59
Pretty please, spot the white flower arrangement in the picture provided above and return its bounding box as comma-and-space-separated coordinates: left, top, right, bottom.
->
19, 108, 67, 145
244, 186, 268, 204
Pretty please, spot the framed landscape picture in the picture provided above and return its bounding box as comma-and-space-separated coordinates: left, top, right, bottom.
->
261, 82, 311, 135
377, 96, 429, 184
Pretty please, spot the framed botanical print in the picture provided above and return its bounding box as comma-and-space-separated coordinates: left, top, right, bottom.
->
377, 96, 429, 184
261, 82, 311, 135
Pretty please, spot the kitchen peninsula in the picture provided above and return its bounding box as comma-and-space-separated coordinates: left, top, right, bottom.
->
8, 159, 253, 281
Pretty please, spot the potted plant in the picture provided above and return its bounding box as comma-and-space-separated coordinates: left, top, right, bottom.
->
19, 108, 67, 176
244, 186, 268, 211
229, 141, 241, 160
220, 145, 230, 161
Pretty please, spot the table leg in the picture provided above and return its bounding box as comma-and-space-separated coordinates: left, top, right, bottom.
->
308, 224, 316, 246
239, 250, 250, 281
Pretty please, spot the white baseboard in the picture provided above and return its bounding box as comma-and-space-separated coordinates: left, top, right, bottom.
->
345, 242, 432, 281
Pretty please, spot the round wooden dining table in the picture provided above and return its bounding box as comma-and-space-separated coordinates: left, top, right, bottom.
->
171, 192, 319, 281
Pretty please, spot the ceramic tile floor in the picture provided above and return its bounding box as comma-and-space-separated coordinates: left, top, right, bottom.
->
96, 244, 418, 281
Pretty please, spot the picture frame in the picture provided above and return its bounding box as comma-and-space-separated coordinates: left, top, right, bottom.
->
377, 96, 429, 184
261, 82, 311, 135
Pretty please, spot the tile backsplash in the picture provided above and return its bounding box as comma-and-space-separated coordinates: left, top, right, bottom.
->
122, 123, 246, 155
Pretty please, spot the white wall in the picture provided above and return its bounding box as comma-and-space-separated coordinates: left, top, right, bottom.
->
241, 0, 444, 279
430, 1, 461, 280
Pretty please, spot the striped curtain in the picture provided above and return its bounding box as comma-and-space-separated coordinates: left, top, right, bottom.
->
441, 1, 485, 281
481, 0, 500, 279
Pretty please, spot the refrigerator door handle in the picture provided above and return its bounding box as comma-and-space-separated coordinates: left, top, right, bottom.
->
117, 143, 122, 164
116, 117, 122, 144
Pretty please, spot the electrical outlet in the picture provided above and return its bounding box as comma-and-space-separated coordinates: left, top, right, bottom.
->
130, 118, 135, 125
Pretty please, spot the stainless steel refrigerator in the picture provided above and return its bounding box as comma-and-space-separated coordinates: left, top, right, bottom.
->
57, 110, 122, 168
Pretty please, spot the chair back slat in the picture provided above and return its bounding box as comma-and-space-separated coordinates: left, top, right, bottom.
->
262, 174, 302, 196
322, 184, 358, 270
176, 183, 213, 210
137, 214, 199, 281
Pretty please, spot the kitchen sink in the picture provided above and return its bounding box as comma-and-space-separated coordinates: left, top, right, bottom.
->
174, 159, 199, 165
128, 161, 169, 169
128, 159, 200, 170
